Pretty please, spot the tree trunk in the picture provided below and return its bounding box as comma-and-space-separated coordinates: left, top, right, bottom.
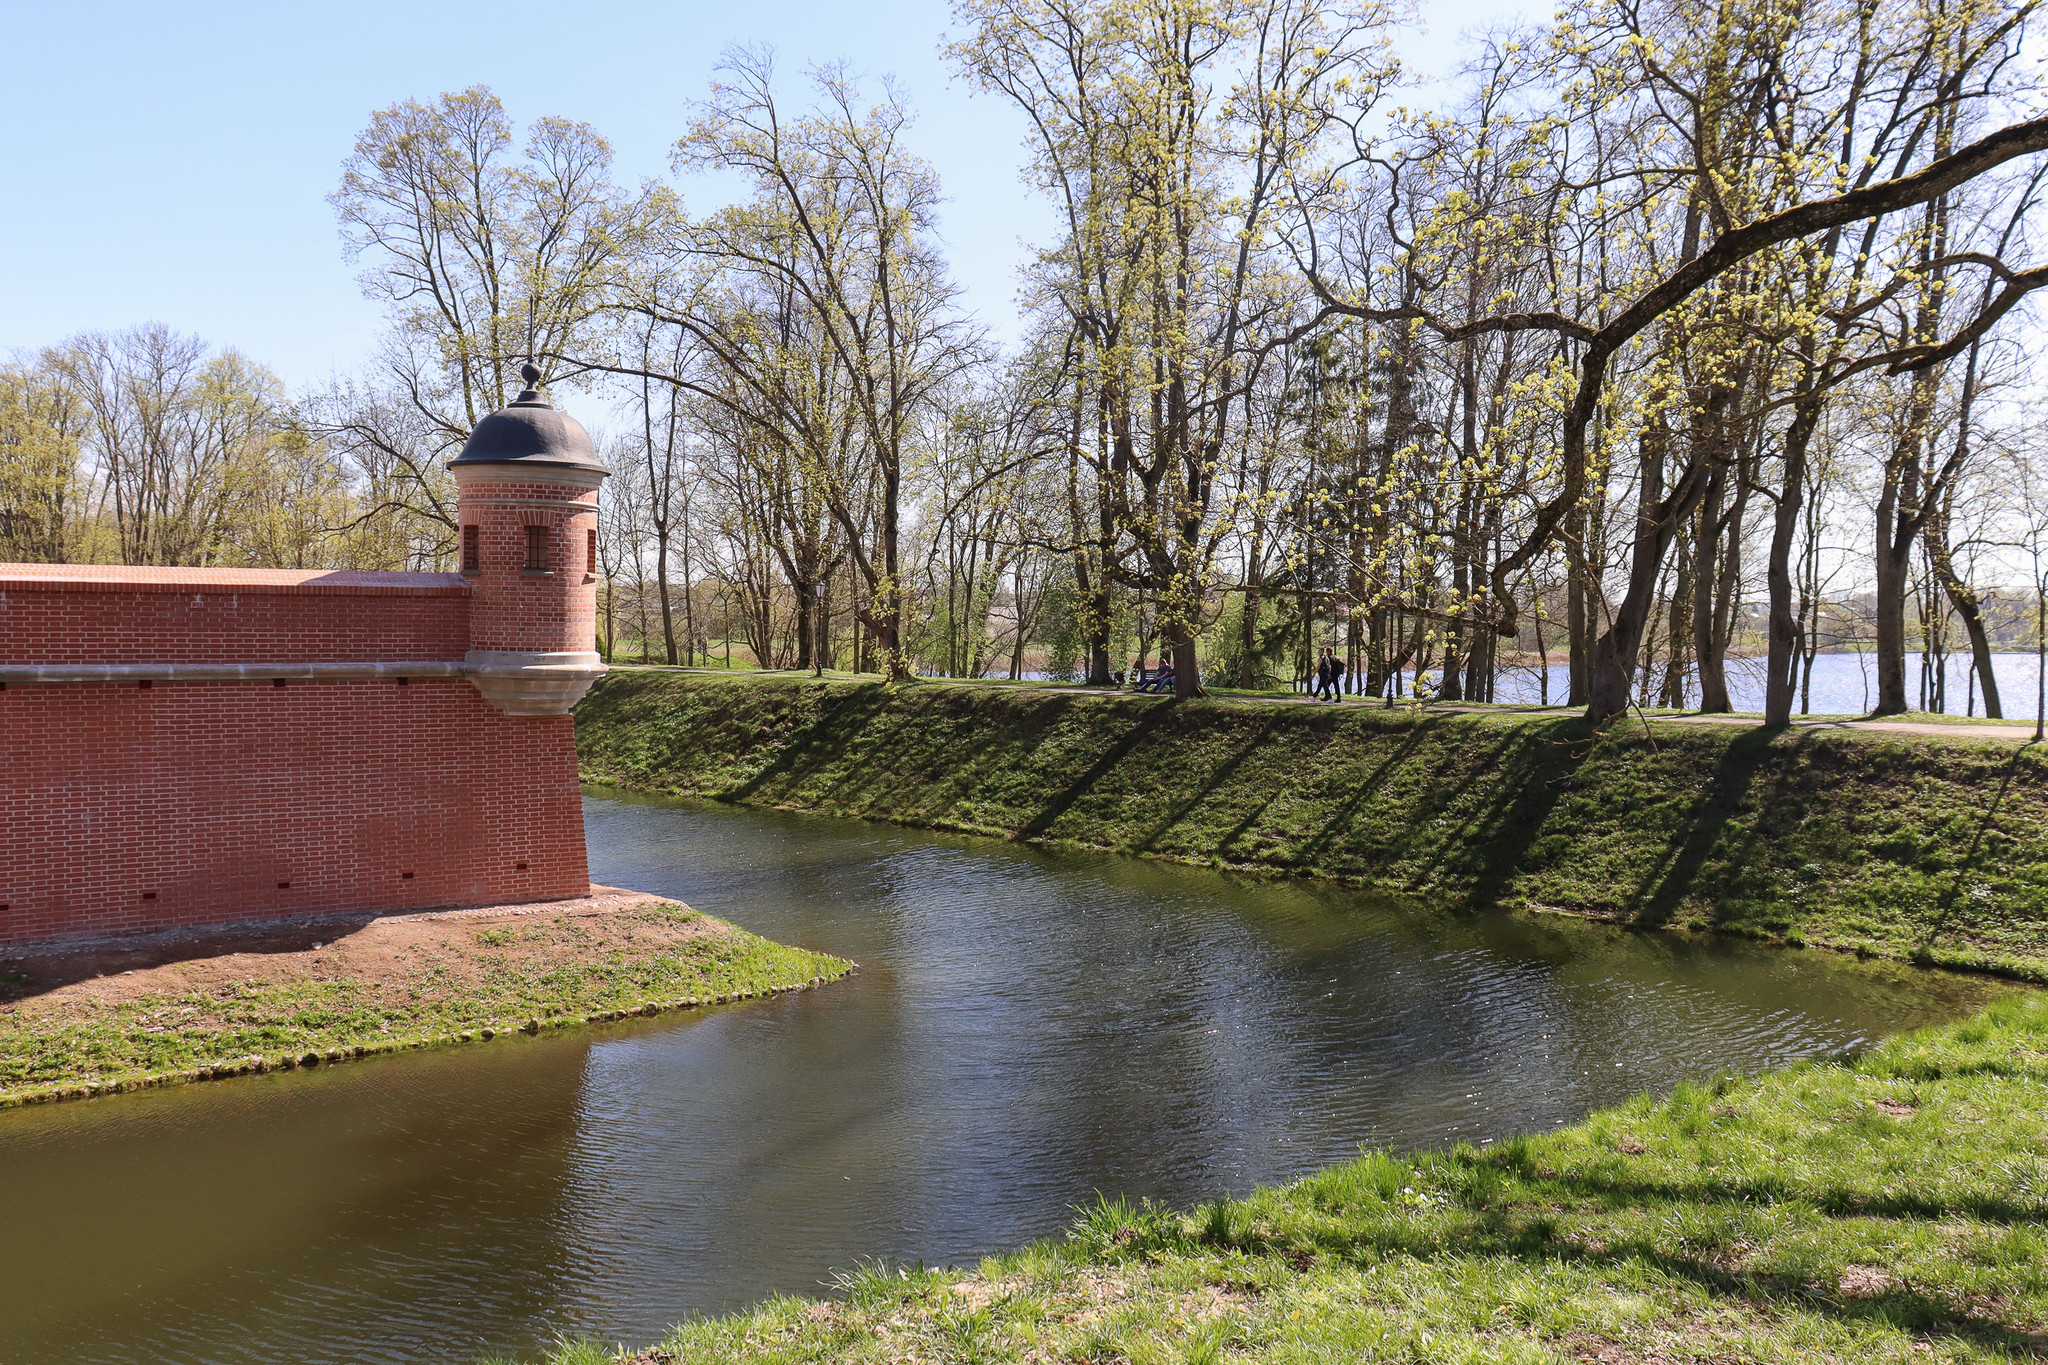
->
878, 459, 907, 680
1240, 582, 1263, 687
654, 524, 678, 665
1658, 537, 1691, 707
792, 583, 813, 672
1586, 427, 1711, 723
1765, 397, 1819, 726
1566, 503, 1590, 707
1691, 437, 1733, 714
1928, 519, 2002, 718
1873, 432, 1918, 715
1169, 619, 1202, 701
1925, 343, 2002, 717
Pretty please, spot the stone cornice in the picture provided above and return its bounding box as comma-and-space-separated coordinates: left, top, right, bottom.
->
0, 662, 470, 684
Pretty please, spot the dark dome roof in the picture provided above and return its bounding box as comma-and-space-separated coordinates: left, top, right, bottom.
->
448, 369, 609, 477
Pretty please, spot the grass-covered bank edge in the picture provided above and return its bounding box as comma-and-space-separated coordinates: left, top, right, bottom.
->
576, 673, 2048, 982
517, 991, 2048, 1365
0, 902, 852, 1112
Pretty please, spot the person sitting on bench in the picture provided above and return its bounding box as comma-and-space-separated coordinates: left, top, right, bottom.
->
1138, 662, 1176, 693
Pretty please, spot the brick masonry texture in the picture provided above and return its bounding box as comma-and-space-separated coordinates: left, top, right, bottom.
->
1, 479, 602, 945
458, 478, 600, 654
0, 681, 587, 944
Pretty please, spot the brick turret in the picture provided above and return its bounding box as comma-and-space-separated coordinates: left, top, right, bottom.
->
449, 364, 610, 715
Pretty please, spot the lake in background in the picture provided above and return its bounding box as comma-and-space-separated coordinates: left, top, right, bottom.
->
1481, 650, 2042, 714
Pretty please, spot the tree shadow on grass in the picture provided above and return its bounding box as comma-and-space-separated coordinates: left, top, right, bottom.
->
1917, 749, 2031, 956
1015, 699, 1180, 842
720, 681, 902, 805
1302, 1218, 2048, 1356
1129, 711, 1288, 854
1171, 710, 1441, 870
1614, 727, 1781, 931
891, 690, 1106, 823
1401, 719, 1600, 913
1421, 723, 1590, 907
1284, 717, 1448, 873
1245, 1148, 2048, 1357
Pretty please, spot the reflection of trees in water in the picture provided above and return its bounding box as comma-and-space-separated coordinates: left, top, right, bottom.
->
0, 1034, 592, 1365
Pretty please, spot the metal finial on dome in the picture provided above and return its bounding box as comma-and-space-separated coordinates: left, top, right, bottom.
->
511, 361, 545, 406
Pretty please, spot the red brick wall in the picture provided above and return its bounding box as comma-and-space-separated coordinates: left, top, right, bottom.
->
457, 479, 600, 655
0, 679, 588, 945
0, 567, 469, 664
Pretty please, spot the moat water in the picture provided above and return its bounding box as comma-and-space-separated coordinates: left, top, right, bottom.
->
0, 793, 2007, 1364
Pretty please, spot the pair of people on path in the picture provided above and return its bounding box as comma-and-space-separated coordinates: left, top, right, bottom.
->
1314, 648, 1346, 701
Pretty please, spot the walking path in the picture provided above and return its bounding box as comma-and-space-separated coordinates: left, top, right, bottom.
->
607, 664, 2043, 743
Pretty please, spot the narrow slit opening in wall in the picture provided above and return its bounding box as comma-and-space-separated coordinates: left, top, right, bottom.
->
397, 677, 409, 686
138, 680, 152, 690
515, 861, 528, 871
277, 882, 291, 889
401, 871, 415, 880
273, 678, 286, 688
586, 527, 597, 574
461, 524, 480, 573
141, 892, 157, 901
525, 524, 549, 571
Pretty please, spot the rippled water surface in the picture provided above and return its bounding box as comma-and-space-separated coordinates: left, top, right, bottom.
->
0, 792, 2006, 1364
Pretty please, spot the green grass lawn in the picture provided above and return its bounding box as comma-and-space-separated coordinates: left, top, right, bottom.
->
520, 989, 2048, 1365
0, 902, 849, 1107
550, 674, 2048, 1364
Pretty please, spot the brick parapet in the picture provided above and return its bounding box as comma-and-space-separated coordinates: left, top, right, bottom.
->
0, 569, 471, 665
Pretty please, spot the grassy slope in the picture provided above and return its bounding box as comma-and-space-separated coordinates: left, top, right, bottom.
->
532, 991, 2048, 1365
575, 673, 2048, 980
0, 904, 849, 1107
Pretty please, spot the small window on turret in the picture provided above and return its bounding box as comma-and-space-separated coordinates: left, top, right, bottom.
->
461, 525, 480, 573
525, 524, 549, 572
587, 528, 598, 575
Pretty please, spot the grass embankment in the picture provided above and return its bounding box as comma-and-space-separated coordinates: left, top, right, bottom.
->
0, 896, 850, 1109
575, 673, 2048, 980
528, 991, 2048, 1364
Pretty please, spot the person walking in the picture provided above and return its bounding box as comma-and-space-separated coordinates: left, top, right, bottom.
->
1329, 648, 1347, 702
1314, 648, 1336, 702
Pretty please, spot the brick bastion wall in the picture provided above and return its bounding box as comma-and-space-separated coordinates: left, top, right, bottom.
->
0, 377, 611, 948
0, 566, 591, 946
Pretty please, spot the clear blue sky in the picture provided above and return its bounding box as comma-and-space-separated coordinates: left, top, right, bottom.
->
0, 0, 1542, 390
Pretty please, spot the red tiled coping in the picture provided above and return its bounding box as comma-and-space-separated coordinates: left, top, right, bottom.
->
0, 565, 469, 596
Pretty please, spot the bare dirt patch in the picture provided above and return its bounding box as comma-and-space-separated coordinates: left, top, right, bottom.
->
0, 890, 848, 1105
1838, 1264, 1899, 1297
0, 888, 715, 1016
